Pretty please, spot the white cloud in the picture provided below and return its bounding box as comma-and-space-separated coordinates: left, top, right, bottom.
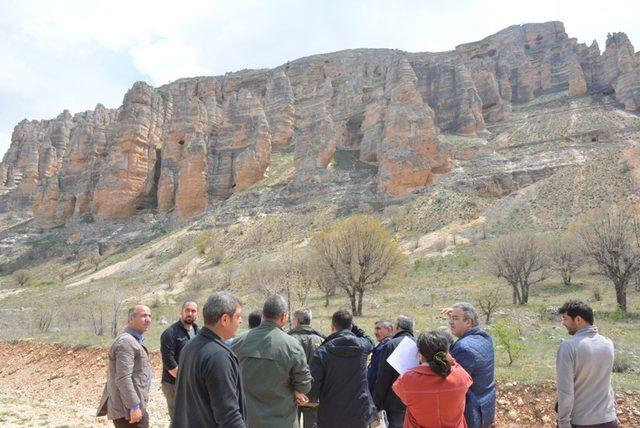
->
1, 0, 639, 158
129, 38, 210, 84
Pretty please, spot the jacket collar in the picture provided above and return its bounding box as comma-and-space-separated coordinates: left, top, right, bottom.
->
289, 324, 324, 338
200, 326, 235, 354
376, 336, 391, 347
458, 326, 483, 341
126, 327, 145, 343
173, 319, 199, 334
392, 330, 414, 339
259, 319, 283, 330
574, 325, 598, 337
323, 328, 353, 344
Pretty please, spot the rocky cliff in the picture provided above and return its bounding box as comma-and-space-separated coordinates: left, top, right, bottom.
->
1, 21, 639, 227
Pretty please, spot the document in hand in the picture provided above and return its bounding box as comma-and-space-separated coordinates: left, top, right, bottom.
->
387, 336, 419, 375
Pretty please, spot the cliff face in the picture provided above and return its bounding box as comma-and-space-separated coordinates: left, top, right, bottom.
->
1, 21, 639, 227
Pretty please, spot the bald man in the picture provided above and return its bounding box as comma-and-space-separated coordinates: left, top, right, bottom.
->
98, 305, 153, 427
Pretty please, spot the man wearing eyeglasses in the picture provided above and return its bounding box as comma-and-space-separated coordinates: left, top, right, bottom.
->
444, 302, 495, 428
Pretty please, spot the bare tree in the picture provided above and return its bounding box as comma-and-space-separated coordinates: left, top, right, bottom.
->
243, 260, 284, 297
433, 237, 447, 254
314, 215, 406, 316
12, 269, 31, 287
311, 260, 337, 307
548, 232, 583, 286
477, 288, 503, 325
488, 232, 547, 305
577, 205, 640, 312
61, 307, 80, 329
109, 290, 126, 338
90, 303, 106, 336
34, 307, 55, 333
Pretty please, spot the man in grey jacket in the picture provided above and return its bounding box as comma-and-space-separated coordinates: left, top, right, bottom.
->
557, 300, 618, 428
97, 305, 152, 427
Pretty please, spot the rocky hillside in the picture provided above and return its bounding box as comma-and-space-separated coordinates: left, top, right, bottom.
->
1, 21, 639, 229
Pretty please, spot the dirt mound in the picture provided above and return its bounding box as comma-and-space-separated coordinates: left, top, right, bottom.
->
0, 339, 168, 427
0, 340, 637, 427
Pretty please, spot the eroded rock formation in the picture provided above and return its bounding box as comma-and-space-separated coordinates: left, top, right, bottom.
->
1, 21, 639, 226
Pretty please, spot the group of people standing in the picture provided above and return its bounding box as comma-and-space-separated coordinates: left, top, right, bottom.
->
98, 294, 619, 428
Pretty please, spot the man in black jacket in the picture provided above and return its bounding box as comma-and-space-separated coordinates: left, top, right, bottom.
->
159, 301, 199, 421
308, 309, 377, 428
373, 315, 416, 428
367, 319, 393, 395
289, 308, 324, 428
172, 292, 245, 428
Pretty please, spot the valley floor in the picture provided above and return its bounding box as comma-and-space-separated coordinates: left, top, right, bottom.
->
0, 340, 638, 427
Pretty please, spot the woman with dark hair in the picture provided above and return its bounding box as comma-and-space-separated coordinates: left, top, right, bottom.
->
392, 331, 472, 428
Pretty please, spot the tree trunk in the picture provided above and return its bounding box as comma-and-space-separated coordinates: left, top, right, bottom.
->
324, 291, 330, 307
521, 282, 529, 305
348, 292, 357, 315
512, 285, 523, 305
562, 271, 571, 286
615, 280, 628, 312
356, 289, 365, 316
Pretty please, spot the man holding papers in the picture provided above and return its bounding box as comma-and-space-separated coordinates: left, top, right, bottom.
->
373, 315, 416, 428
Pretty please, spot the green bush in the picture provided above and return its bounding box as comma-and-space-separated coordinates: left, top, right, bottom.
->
493, 318, 525, 366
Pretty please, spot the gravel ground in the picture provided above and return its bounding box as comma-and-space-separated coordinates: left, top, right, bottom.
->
0, 340, 638, 427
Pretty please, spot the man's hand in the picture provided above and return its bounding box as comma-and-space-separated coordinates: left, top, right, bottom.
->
168, 367, 178, 378
294, 390, 309, 406
440, 307, 453, 317
129, 407, 143, 423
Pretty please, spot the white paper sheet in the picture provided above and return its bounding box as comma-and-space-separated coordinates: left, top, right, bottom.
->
387, 336, 419, 375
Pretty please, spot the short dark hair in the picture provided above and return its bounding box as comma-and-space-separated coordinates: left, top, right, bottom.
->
262, 295, 287, 320
331, 309, 352, 331
559, 300, 594, 325
203, 292, 241, 325
248, 310, 262, 329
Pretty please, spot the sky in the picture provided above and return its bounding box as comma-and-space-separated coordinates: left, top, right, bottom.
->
1, 0, 639, 158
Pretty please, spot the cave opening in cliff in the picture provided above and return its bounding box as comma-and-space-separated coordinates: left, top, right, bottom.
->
344, 113, 364, 149
136, 149, 161, 211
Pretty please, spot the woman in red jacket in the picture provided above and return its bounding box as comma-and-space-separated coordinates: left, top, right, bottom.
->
392, 330, 472, 428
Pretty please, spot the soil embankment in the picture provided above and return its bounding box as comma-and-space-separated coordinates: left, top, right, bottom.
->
0, 340, 637, 427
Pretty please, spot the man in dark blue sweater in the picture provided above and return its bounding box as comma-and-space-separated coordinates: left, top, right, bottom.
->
159, 301, 199, 422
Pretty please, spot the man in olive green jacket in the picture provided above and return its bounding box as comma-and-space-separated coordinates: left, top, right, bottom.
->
232, 295, 312, 428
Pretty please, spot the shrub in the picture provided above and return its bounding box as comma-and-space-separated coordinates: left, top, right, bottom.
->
493, 318, 525, 366
613, 351, 631, 373
593, 287, 602, 302
12, 269, 31, 287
